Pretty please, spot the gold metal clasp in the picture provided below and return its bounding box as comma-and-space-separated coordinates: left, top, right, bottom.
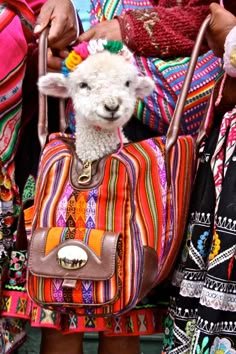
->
78, 160, 92, 185
57, 245, 88, 270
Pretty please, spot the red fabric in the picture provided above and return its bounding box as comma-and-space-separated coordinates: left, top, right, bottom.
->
117, 0, 236, 58
27, 0, 47, 15
0, 0, 46, 22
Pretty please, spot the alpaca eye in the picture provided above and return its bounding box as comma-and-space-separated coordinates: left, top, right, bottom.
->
125, 81, 131, 87
79, 82, 90, 89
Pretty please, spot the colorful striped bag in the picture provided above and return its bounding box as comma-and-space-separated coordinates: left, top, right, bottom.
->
27, 18, 209, 317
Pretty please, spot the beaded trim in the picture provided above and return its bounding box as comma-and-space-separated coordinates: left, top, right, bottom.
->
62, 39, 135, 76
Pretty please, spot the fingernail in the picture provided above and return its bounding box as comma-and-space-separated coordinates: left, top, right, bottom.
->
34, 24, 42, 33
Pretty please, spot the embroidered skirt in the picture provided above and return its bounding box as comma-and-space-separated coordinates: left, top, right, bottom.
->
162, 107, 236, 353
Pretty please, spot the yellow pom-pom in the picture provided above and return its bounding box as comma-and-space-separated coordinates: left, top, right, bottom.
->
70, 52, 82, 64
65, 52, 82, 70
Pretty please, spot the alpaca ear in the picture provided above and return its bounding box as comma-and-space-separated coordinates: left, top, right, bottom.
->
38, 73, 70, 98
135, 76, 155, 98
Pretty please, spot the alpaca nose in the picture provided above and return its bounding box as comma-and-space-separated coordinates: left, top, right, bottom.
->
104, 104, 119, 113
104, 97, 120, 113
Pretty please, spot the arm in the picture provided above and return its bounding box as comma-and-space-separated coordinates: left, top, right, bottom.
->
117, 2, 212, 57
79, 0, 213, 58
206, 3, 236, 116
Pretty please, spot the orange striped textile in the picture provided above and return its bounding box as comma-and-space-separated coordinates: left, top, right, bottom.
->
27, 132, 195, 317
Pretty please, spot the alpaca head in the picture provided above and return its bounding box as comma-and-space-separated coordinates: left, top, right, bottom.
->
38, 40, 155, 131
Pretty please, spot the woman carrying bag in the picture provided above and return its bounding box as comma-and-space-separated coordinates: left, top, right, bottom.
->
162, 3, 236, 353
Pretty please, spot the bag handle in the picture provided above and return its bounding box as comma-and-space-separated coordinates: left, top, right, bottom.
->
38, 27, 67, 148
38, 16, 211, 180
165, 15, 211, 185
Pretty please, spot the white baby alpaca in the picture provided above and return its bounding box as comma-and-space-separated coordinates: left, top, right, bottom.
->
38, 50, 155, 162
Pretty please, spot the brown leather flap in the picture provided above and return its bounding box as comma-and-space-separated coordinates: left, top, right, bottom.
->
28, 228, 120, 280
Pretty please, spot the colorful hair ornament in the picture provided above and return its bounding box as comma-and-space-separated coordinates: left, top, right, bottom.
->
73, 41, 90, 58
61, 39, 135, 76
87, 39, 108, 54
103, 40, 123, 53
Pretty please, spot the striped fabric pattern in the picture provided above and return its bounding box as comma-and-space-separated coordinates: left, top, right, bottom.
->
90, 0, 222, 137
90, 0, 153, 23
0, 6, 28, 179
28, 132, 195, 316
135, 52, 222, 136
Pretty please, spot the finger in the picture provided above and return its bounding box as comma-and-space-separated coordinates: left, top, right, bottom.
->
49, 35, 77, 50
47, 17, 67, 47
51, 49, 70, 59
34, 5, 53, 35
209, 2, 221, 13
47, 55, 64, 72
48, 19, 77, 49
49, 36, 75, 50
78, 27, 96, 42
59, 49, 70, 59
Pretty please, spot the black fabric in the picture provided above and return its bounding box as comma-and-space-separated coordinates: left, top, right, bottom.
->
163, 110, 236, 353
15, 97, 61, 196
123, 114, 157, 142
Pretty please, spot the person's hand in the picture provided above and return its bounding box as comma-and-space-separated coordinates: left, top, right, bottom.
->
78, 19, 122, 43
46, 48, 69, 72
206, 3, 236, 57
34, 0, 77, 49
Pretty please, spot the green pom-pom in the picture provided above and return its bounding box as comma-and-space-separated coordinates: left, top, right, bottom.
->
103, 40, 123, 53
